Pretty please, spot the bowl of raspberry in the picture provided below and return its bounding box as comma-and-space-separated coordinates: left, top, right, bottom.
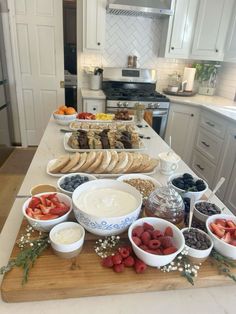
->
128, 217, 185, 267
168, 173, 208, 201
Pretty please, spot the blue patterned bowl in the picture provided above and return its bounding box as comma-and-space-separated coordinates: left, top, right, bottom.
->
72, 179, 142, 236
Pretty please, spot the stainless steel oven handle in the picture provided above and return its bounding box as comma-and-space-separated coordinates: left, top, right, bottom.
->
152, 110, 168, 116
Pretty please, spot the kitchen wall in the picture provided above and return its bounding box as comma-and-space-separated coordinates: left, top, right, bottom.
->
80, 14, 191, 92
216, 62, 236, 101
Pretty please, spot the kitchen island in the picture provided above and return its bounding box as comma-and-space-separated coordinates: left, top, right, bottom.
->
0, 117, 235, 314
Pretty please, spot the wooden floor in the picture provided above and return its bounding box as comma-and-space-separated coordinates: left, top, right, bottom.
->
0, 148, 36, 232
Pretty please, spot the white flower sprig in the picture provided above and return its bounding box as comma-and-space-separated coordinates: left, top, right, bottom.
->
159, 247, 201, 285
94, 235, 120, 258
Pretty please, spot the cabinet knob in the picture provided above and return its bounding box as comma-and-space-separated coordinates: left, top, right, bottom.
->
215, 49, 218, 52
191, 113, 194, 117
171, 47, 174, 50
196, 164, 204, 171
93, 107, 96, 111
97, 42, 101, 46
234, 135, 236, 139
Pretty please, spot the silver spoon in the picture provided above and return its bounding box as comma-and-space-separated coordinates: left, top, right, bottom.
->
207, 177, 225, 202
188, 195, 195, 230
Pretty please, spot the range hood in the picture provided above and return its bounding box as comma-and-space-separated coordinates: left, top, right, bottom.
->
106, 0, 174, 18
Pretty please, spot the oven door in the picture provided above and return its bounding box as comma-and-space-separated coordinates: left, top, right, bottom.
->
152, 109, 168, 138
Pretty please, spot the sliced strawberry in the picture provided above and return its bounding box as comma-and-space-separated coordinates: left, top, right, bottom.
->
50, 207, 69, 216
26, 207, 34, 217
222, 231, 232, 244
38, 214, 59, 220
215, 219, 227, 227
38, 204, 51, 214
164, 226, 173, 237
210, 223, 225, 238
230, 240, 236, 246
226, 220, 236, 228
28, 197, 41, 210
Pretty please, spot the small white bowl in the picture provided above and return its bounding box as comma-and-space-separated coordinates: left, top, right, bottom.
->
117, 174, 161, 199
57, 173, 97, 196
168, 173, 208, 201
49, 222, 85, 259
128, 217, 185, 267
53, 112, 77, 126
30, 184, 57, 196
193, 200, 222, 223
206, 214, 236, 260
22, 192, 73, 232
181, 227, 213, 263
72, 179, 142, 236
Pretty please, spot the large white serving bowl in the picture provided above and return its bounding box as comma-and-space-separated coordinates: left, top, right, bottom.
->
128, 217, 185, 267
53, 112, 77, 126
206, 214, 236, 260
22, 192, 73, 232
72, 179, 142, 236
168, 173, 208, 201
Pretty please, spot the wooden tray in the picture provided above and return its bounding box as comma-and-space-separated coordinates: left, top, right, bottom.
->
1, 220, 236, 303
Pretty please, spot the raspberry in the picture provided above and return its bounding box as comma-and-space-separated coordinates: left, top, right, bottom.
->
152, 229, 163, 239
123, 256, 135, 267
141, 231, 151, 245
134, 259, 147, 274
139, 244, 148, 251
164, 226, 174, 237
132, 236, 142, 246
148, 239, 161, 249
163, 246, 177, 255
113, 263, 125, 273
132, 226, 144, 237
112, 253, 123, 265
118, 246, 131, 258
159, 236, 173, 248
143, 222, 154, 231
101, 256, 113, 268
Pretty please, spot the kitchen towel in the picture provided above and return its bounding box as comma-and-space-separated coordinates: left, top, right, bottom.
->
182, 67, 196, 92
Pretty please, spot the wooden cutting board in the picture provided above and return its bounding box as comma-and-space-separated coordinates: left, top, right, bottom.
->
1, 220, 236, 303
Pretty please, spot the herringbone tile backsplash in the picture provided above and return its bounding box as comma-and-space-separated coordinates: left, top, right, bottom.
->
81, 14, 191, 91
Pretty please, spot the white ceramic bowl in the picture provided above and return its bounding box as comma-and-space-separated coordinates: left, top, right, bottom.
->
72, 179, 142, 236
30, 184, 57, 196
49, 222, 85, 258
193, 200, 222, 223
57, 173, 97, 196
22, 192, 73, 232
181, 227, 213, 263
128, 217, 185, 267
53, 112, 77, 126
117, 174, 161, 199
168, 173, 208, 201
206, 214, 236, 260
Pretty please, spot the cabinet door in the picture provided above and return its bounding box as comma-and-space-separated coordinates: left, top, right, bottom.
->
83, 99, 105, 113
83, 0, 106, 51
191, 0, 234, 61
224, 160, 236, 215
214, 125, 236, 201
224, 2, 236, 62
165, 0, 198, 58
164, 103, 199, 165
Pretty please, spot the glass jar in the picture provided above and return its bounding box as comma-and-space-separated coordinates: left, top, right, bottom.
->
145, 186, 184, 227
134, 103, 145, 124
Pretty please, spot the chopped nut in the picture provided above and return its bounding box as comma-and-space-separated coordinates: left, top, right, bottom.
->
123, 179, 156, 198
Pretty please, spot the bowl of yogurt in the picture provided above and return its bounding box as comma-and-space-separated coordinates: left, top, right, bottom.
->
49, 222, 85, 258
72, 179, 143, 236
158, 151, 180, 175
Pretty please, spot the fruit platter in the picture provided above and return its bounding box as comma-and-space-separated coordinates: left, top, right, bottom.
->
76, 110, 134, 123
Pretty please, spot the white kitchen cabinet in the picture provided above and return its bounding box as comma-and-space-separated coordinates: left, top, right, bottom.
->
165, 103, 199, 165
160, 0, 199, 58
224, 2, 236, 62
83, 0, 106, 51
191, 0, 234, 61
83, 98, 105, 113
224, 160, 236, 215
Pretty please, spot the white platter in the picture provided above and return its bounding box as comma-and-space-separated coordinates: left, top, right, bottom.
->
47, 159, 156, 178
63, 132, 146, 152
70, 116, 134, 129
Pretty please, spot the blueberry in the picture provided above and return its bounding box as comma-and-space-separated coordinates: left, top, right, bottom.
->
64, 177, 70, 183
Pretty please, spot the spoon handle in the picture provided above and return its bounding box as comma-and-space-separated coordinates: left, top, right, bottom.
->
208, 177, 225, 202
188, 195, 195, 230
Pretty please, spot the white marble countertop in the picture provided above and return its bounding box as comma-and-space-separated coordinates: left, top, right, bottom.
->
81, 88, 106, 100
0, 118, 235, 313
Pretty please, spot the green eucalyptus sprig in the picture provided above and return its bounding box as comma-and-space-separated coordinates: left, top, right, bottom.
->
0, 226, 49, 285
210, 249, 236, 282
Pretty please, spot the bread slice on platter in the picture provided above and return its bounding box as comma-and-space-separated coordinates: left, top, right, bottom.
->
122, 152, 134, 173
128, 153, 143, 173
142, 158, 159, 172
60, 152, 80, 173
49, 155, 70, 174
112, 152, 129, 174
79, 151, 97, 171
94, 151, 112, 174
86, 151, 103, 173
138, 154, 151, 171
70, 152, 87, 172
106, 151, 119, 173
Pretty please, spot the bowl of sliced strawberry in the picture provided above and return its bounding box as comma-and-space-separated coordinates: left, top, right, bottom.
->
206, 214, 236, 260
128, 217, 185, 267
23, 192, 73, 232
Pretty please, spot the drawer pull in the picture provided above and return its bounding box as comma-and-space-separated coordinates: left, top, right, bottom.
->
196, 164, 204, 171
190, 114, 194, 117
234, 135, 236, 139
201, 141, 210, 148
93, 107, 96, 111
206, 121, 215, 127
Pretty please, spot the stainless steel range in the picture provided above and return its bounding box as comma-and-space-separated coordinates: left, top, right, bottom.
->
102, 67, 170, 138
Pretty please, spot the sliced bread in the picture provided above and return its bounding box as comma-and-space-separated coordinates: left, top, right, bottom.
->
49, 155, 70, 174
106, 151, 119, 173
79, 151, 97, 171
112, 152, 129, 174
94, 151, 112, 174
70, 152, 87, 172
60, 152, 80, 173
86, 151, 103, 173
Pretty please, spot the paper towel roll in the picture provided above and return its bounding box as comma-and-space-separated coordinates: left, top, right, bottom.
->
182, 67, 196, 92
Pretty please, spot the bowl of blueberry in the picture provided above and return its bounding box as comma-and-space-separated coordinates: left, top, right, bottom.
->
57, 173, 97, 196
168, 173, 208, 200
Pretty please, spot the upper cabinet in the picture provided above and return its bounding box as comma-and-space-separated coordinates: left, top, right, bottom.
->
83, 0, 106, 51
190, 0, 235, 61
224, 2, 236, 62
160, 0, 199, 58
